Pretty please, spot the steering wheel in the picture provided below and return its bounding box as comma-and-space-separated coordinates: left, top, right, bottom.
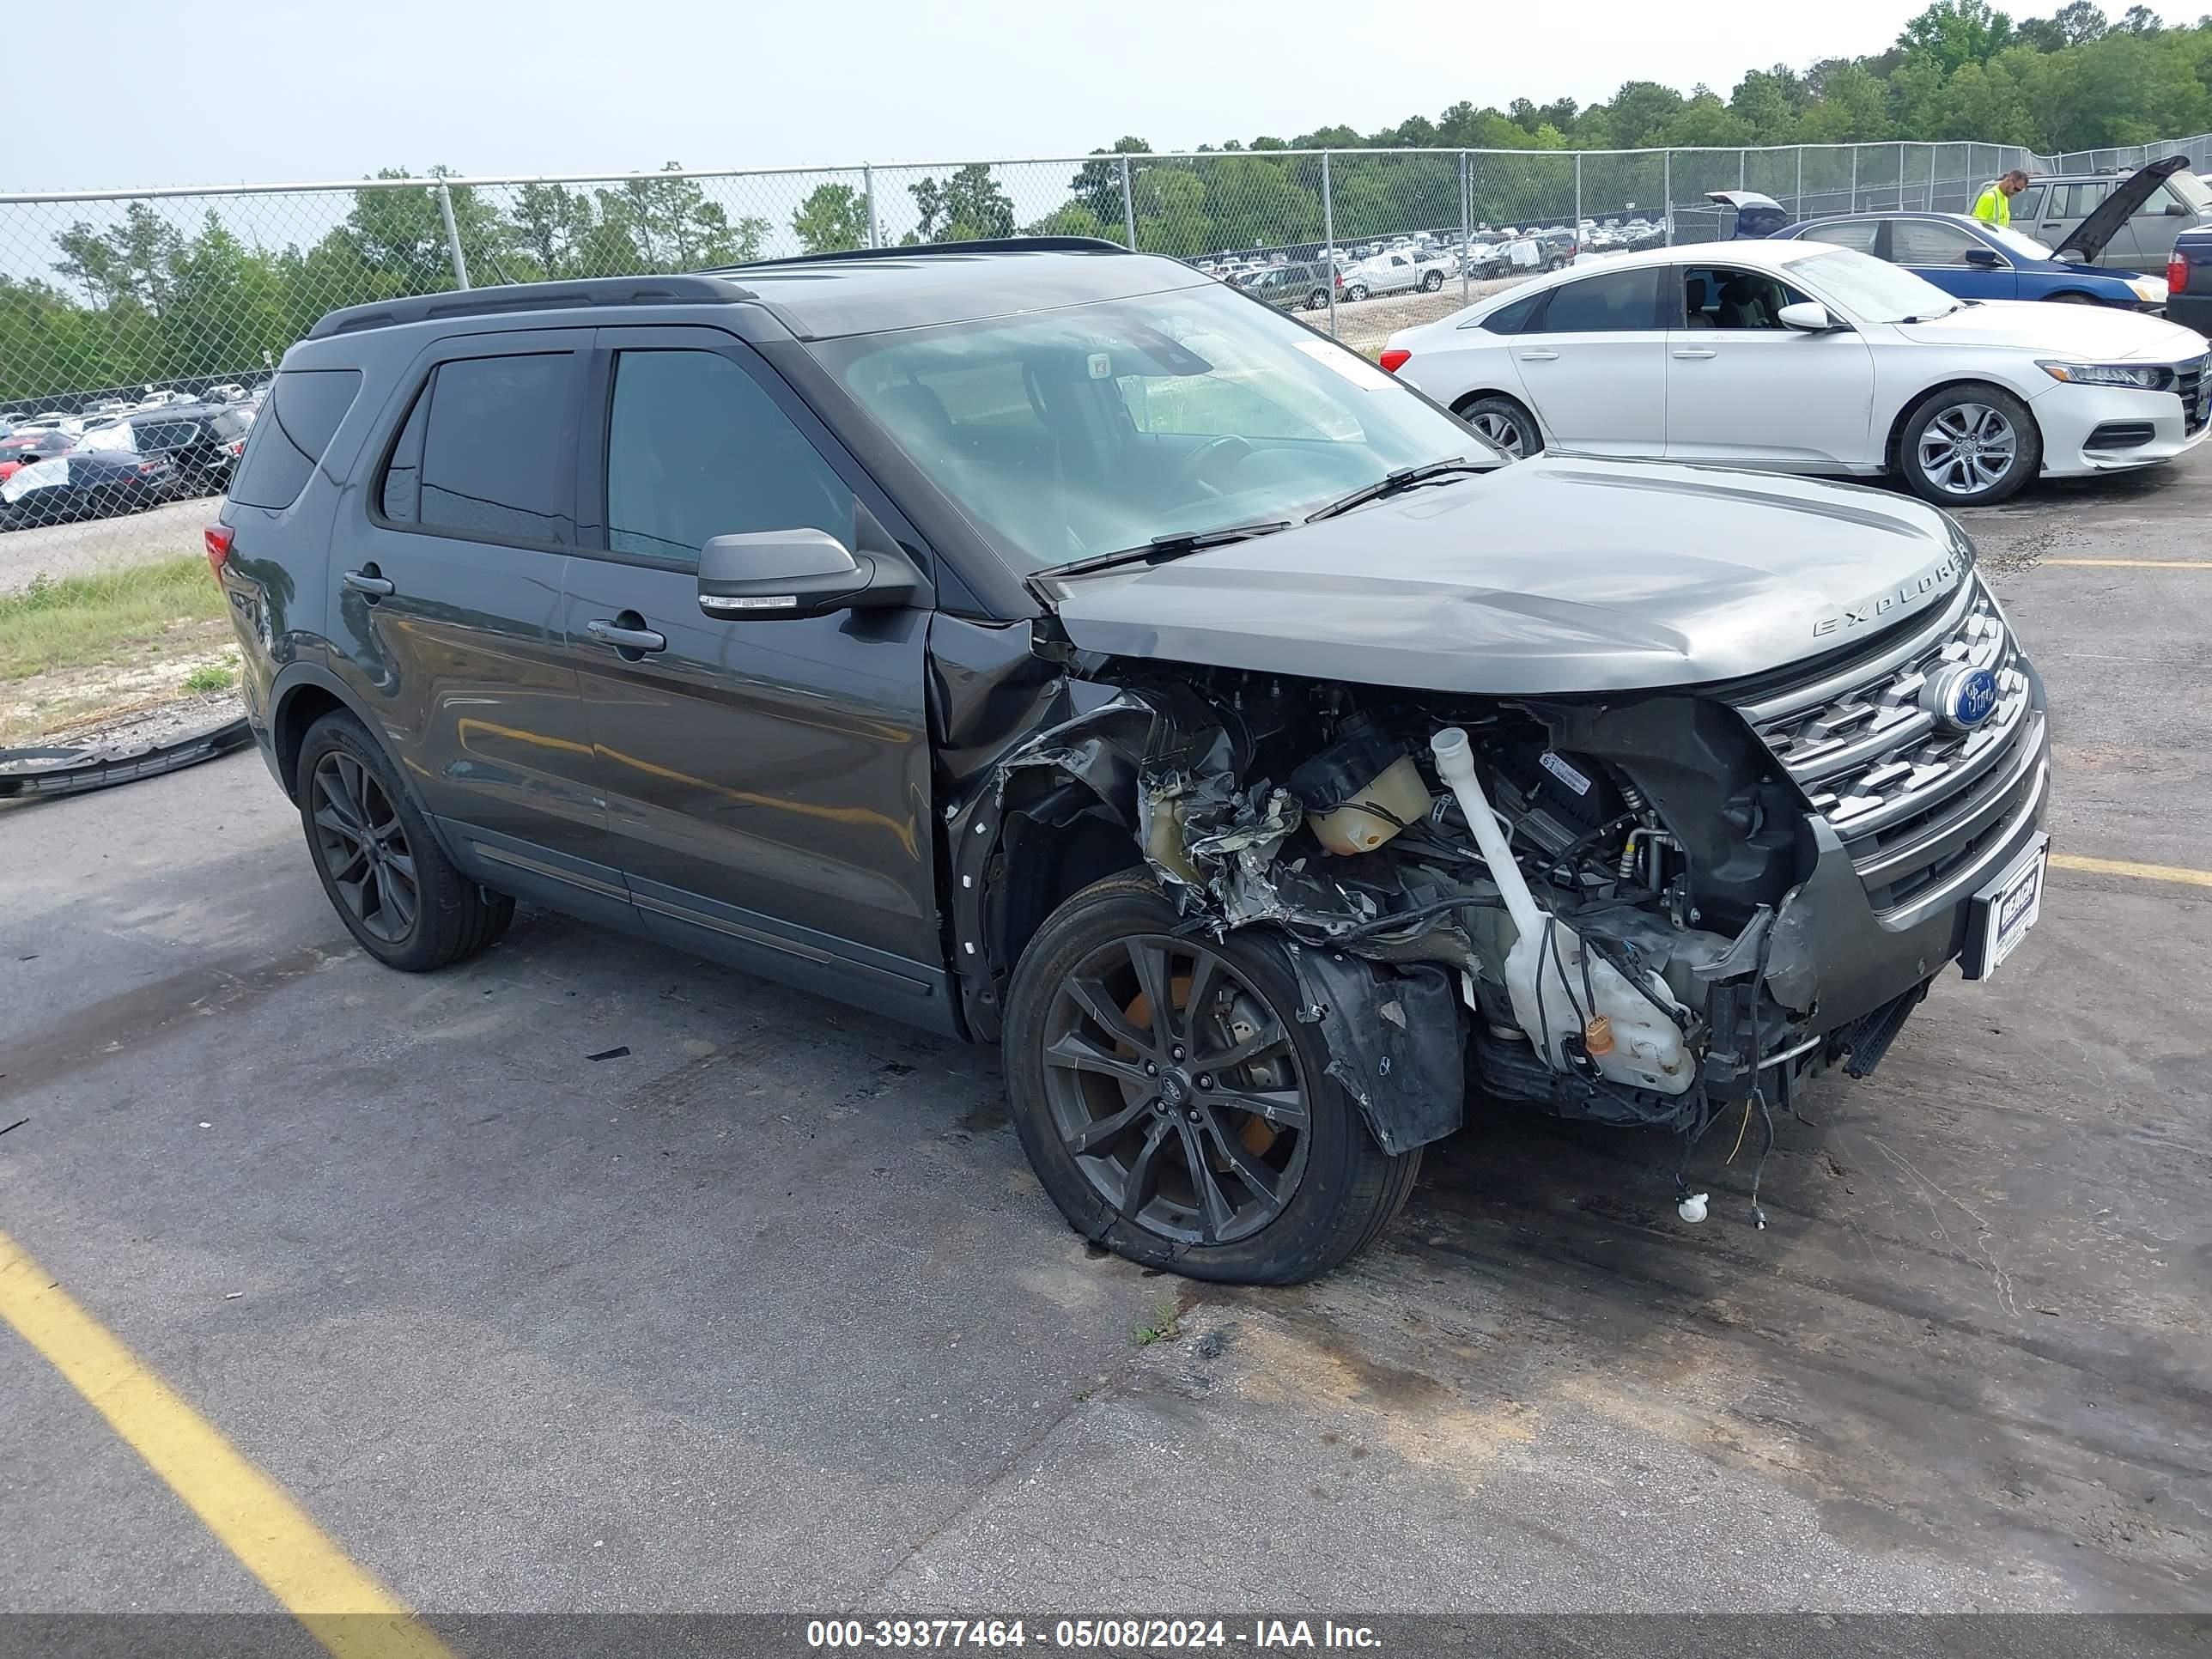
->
1166, 434, 1253, 499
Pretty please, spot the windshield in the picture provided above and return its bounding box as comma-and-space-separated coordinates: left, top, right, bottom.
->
2166, 168, 2212, 212
818, 282, 1495, 571
1790, 245, 1963, 320
1984, 223, 2059, 263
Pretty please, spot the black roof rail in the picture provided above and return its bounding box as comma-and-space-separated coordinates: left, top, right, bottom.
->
717, 235, 1136, 272
306, 274, 757, 340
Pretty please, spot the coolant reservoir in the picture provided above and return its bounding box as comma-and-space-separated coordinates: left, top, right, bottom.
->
1307, 755, 1432, 855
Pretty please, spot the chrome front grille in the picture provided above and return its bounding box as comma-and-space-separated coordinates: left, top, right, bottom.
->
2177, 355, 2209, 436
1740, 579, 2045, 915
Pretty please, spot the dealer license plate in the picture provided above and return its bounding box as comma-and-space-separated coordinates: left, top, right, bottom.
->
1963, 835, 2047, 981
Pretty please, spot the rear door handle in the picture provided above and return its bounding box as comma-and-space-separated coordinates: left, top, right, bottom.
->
342, 569, 395, 597
1672, 349, 1717, 360
586, 618, 667, 653
1516, 349, 1559, 362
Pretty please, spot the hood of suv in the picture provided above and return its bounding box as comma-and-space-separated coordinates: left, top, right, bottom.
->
1893, 297, 2203, 361
2054, 155, 2191, 263
1044, 459, 1972, 696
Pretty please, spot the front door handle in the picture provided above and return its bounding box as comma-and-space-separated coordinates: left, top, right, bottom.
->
1672, 348, 1717, 360
1516, 349, 1559, 362
343, 568, 395, 598
586, 617, 667, 654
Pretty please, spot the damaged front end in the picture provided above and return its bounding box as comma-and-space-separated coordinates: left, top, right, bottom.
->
945, 608, 2049, 1177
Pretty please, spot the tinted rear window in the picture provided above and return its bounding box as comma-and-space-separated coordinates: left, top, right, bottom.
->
228, 368, 362, 509
380, 354, 574, 544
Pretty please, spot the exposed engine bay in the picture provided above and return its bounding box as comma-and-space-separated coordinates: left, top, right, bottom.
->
941, 638, 1976, 1218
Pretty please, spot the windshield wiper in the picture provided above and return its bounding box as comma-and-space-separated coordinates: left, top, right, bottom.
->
1028, 518, 1293, 583
1304, 459, 1489, 524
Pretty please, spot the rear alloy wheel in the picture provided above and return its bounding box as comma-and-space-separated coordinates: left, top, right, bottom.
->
1346, 283, 1369, 302
1900, 384, 2040, 507
296, 712, 513, 972
1306, 289, 1329, 311
1422, 269, 1444, 291
1456, 393, 1543, 460
1005, 873, 1419, 1284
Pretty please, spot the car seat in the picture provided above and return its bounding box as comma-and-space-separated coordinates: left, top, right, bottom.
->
1684, 276, 1715, 327
1716, 274, 1778, 329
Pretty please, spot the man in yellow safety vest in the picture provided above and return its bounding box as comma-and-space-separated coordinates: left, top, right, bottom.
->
1973, 169, 2032, 227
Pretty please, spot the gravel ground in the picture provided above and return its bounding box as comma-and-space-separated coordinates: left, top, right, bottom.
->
0, 495, 216, 594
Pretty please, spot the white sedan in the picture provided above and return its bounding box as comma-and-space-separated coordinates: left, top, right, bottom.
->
1380, 240, 2211, 505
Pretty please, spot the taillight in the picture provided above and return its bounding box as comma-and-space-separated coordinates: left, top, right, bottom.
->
2169, 253, 2188, 295
1378, 347, 1412, 374
227, 439, 245, 456
204, 524, 234, 578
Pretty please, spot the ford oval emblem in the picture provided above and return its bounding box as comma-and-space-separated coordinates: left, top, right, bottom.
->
1924, 664, 2001, 732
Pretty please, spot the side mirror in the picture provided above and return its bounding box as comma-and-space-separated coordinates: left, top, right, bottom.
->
1963, 246, 2002, 267
2168, 201, 2191, 216
1777, 301, 1838, 331
696, 528, 920, 620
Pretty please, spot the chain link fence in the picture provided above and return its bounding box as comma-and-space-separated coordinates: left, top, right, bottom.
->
6, 132, 2204, 587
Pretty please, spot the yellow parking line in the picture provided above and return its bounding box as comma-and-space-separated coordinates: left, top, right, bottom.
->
0, 1228, 456, 1659
2051, 853, 2212, 888
2035, 558, 2212, 568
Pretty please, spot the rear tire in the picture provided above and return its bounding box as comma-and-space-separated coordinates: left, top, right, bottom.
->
1422, 270, 1444, 291
295, 711, 513, 972
1455, 392, 1543, 460
1003, 873, 1419, 1285
1346, 283, 1369, 302
1898, 382, 2040, 507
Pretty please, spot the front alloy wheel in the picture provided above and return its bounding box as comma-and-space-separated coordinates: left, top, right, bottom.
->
1040, 932, 1310, 1246
1900, 383, 2040, 507
1003, 873, 1419, 1284
1917, 403, 2018, 496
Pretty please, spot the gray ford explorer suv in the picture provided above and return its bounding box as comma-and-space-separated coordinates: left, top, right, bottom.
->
213, 239, 2051, 1285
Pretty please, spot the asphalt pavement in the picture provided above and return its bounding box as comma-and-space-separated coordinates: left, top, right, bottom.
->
1, 459, 2207, 1631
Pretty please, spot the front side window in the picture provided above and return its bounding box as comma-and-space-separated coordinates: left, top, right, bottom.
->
820, 281, 1489, 570
380, 353, 575, 544
1890, 220, 1984, 267
1682, 266, 1807, 330
1535, 269, 1660, 333
1798, 221, 1881, 254
605, 349, 854, 567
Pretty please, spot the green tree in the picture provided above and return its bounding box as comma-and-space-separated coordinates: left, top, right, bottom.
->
1067, 137, 1151, 226
909, 164, 1016, 241
1898, 0, 2018, 74
791, 182, 872, 253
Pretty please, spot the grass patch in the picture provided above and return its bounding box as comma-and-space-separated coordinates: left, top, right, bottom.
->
0, 557, 226, 682
182, 654, 238, 694
1132, 1291, 1182, 1347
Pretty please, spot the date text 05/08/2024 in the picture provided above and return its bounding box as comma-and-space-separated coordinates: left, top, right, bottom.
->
805, 1619, 1382, 1649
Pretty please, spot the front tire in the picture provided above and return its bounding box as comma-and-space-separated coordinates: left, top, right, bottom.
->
1004, 873, 1419, 1285
1899, 383, 2040, 507
295, 712, 513, 971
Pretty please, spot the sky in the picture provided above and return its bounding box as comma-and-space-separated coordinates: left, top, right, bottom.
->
9, 0, 1940, 196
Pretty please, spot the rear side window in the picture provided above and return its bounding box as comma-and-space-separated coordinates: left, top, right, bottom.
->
228, 368, 362, 510
1476, 289, 1545, 334
1799, 221, 1881, 254
1535, 269, 1660, 332
378, 353, 574, 544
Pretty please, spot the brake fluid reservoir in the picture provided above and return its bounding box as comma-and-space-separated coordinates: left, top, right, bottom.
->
1299, 751, 1433, 856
